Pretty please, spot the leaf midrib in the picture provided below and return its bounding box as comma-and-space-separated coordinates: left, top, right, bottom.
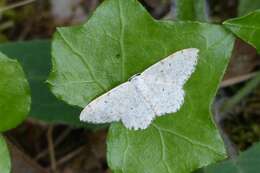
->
118, 0, 126, 81
225, 22, 260, 30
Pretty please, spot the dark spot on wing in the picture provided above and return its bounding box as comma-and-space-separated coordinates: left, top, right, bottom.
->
129, 73, 141, 81
169, 63, 171, 67
130, 107, 133, 110
104, 100, 108, 104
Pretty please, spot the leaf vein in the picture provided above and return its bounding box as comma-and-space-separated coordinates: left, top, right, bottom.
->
50, 81, 97, 86
122, 130, 130, 173
153, 124, 224, 157
57, 31, 106, 91
153, 125, 172, 173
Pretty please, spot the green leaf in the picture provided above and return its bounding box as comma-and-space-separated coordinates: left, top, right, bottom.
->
0, 135, 10, 173
238, 0, 260, 16
0, 41, 84, 126
0, 52, 30, 132
175, 0, 209, 22
48, 0, 235, 172
223, 10, 260, 53
202, 142, 260, 173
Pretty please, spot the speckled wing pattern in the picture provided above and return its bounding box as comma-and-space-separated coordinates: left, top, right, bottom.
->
80, 48, 199, 130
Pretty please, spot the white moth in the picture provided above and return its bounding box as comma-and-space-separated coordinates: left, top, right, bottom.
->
80, 48, 199, 130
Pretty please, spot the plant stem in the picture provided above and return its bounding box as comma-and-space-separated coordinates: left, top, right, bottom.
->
222, 72, 260, 112
0, 21, 14, 31
0, 0, 35, 13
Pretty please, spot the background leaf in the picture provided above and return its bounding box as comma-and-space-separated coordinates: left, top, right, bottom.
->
174, 0, 209, 22
224, 10, 260, 53
200, 142, 260, 173
0, 41, 84, 126
48, 0, 235, 172
0, 51, 30, 132
238, 0, 260, 16
0, 135, 10, 173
